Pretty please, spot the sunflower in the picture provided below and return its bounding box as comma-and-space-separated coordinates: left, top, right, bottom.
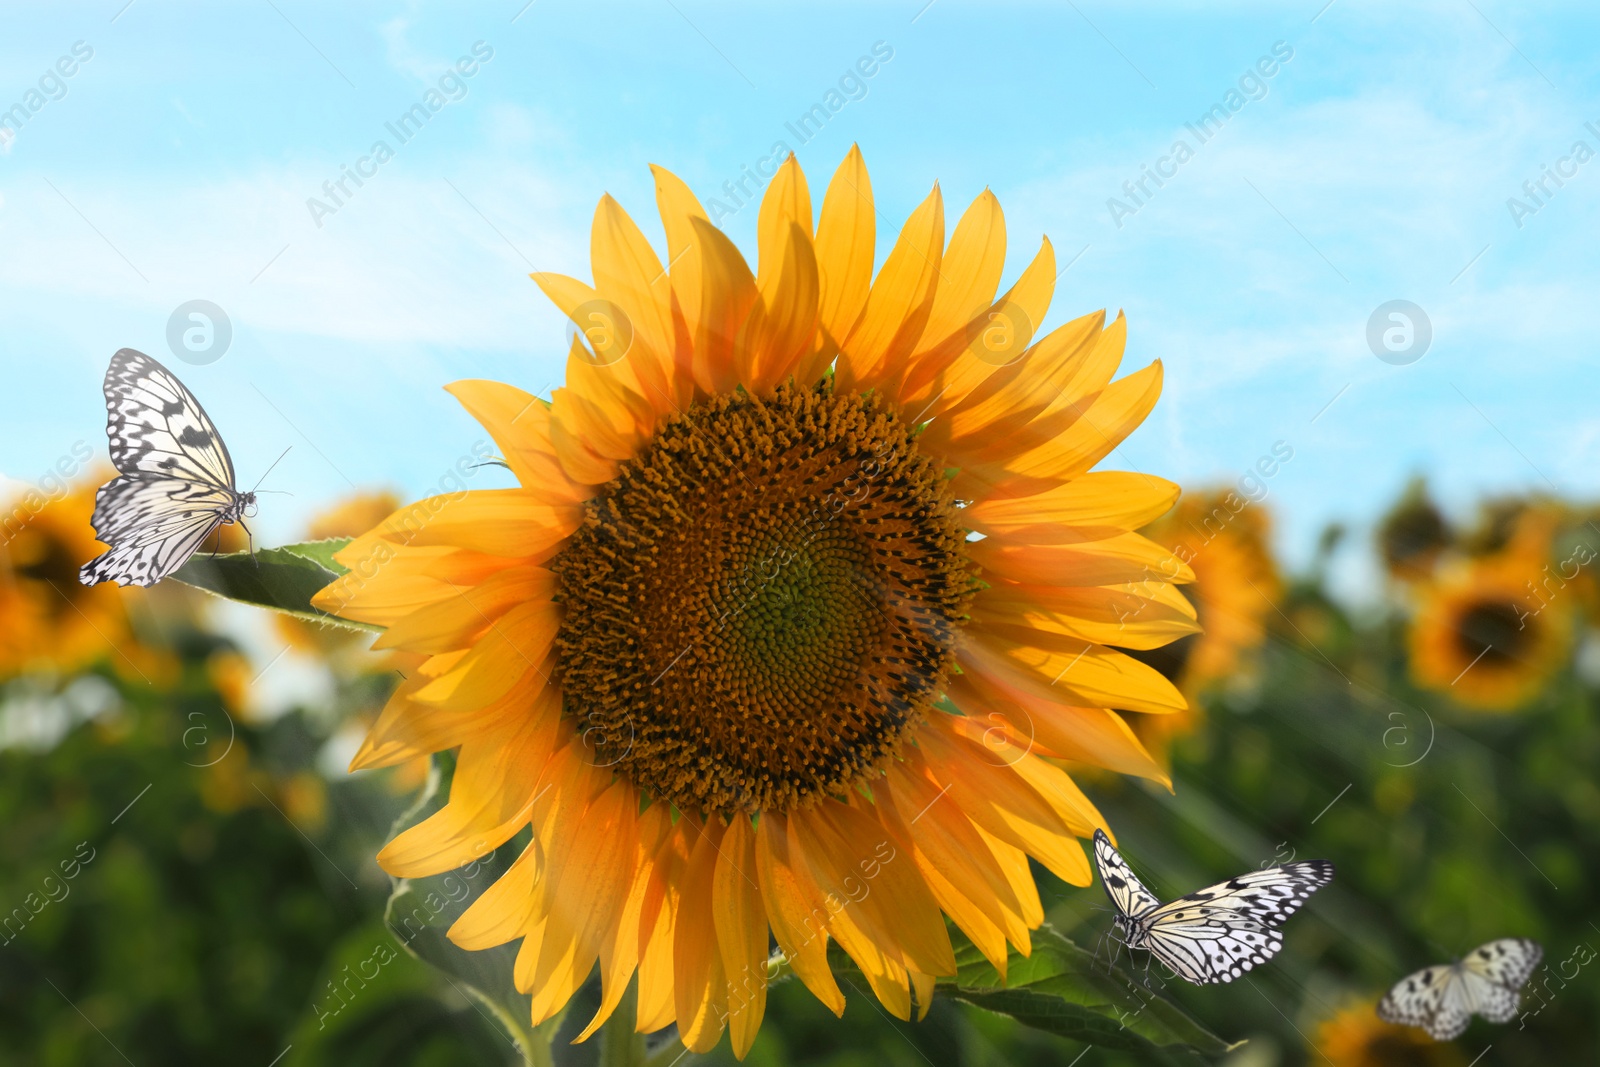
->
1314, 1000, 1466, 1067
1408, 511, 1570, 711
1129, 489, 1279, 758
1377, 477, 1450, 583
0, 475, 144, 681
314, 148, 1195, 1056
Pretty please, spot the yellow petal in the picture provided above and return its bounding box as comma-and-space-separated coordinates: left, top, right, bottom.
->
575, 796, 662, 1042
756, 154, 814, 274
563, 334, 658, 445
972, 580, 1200, 651
948, 670, 1168, 784
965, 472, 1180, 543
448, 833, 543, 950
878, 764, 1018, 977
795, 800, 955, 978
917, 717, 1089, 885
956, 361, 1164, 500
674, 818, 729, 1053
948, 312, 1127, 466
960, 626, 1188, 716
813, 144, 874, 348
551, 377, 643, 463
755, 812, 846, 1016
549, 405, 623, 486
975, 823, 1043, 939
689, 218, 758, 397
377, 701, 561, 877
909, 237, 1056, 419
924, 309, 1104, 455
736, 219, 820, 394
637, 818, 689, 1033
374, 566, 557, 654
968, 533, 1195, 588
909, 969, 937, 1023
786, 811, 912, 1021
650, 164, 711, 408
444, 380, 596, 502
541, 782, 641, 1043
836, 184, 944, 391
347, 488, 583, 559
412, 599, 561, 709
590, 194, 677, 414
314, 544, 484, 628
891, 189, 1007, 407
351, 668, 553, 771
531, 271, 663, 414
714, 815, 770, 1059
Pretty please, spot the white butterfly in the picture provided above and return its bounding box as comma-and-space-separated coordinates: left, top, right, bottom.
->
1377, 938, 1543, 1040
1092, 829, 1334, 985
80, 349, 260, 588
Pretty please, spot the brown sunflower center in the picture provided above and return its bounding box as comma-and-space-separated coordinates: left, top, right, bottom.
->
14, 529, 85, 619
552, 379, 973, 814
1454, 599, 1528, 668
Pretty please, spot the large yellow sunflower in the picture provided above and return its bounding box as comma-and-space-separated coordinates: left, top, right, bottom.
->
1409, 510, 1570, 711
314, 148, 1195, 1056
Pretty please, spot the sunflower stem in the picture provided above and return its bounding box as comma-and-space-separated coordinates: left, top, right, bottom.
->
598, 981, 648, 1067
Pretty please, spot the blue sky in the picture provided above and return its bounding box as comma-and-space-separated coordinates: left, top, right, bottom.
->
3, 0, 1599, 601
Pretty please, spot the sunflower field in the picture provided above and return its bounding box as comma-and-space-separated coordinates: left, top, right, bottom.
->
5, 437, 1596, 1067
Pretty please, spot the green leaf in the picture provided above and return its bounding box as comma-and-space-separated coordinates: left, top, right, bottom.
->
382, 752, 560, 1067
827, 924, 1234, 1063
170, 538, 378, 632
279, 536, 354, 576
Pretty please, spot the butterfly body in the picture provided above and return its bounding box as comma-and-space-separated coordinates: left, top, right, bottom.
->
1377, 938, 1542, 1040
1093, 829, 1333, 985
80, 349, 259, 588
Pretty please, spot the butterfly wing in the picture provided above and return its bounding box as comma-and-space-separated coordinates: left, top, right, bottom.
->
102, 348, 237, 489
80, 474, 236, 587
1137, 860, 1335, 985
1378, 964, 1471, 1040
1460, 938, 1543, 1024
1092, 829, 1162, 920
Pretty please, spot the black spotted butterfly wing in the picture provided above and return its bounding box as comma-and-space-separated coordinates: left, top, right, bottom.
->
80, 349, 255, 587
1093, 828, 1334, 985
1377, 938, 1543, 1040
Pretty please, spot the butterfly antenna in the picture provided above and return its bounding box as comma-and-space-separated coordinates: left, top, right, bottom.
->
470, 457, 512, 472
251, 446, 293, 493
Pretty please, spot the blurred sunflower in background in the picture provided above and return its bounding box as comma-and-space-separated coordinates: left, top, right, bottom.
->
0, 475, 146, 681
1130, 488, 1279, 761
1314, 1000, 1466, 1067
1377, 476, 1451, 585
314, 148, 1197, 1056
1408, 508, 1571, 711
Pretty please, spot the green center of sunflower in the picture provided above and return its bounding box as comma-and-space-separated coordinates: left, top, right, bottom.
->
552, 379, 974, 815
1455, 598, 1529, 668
